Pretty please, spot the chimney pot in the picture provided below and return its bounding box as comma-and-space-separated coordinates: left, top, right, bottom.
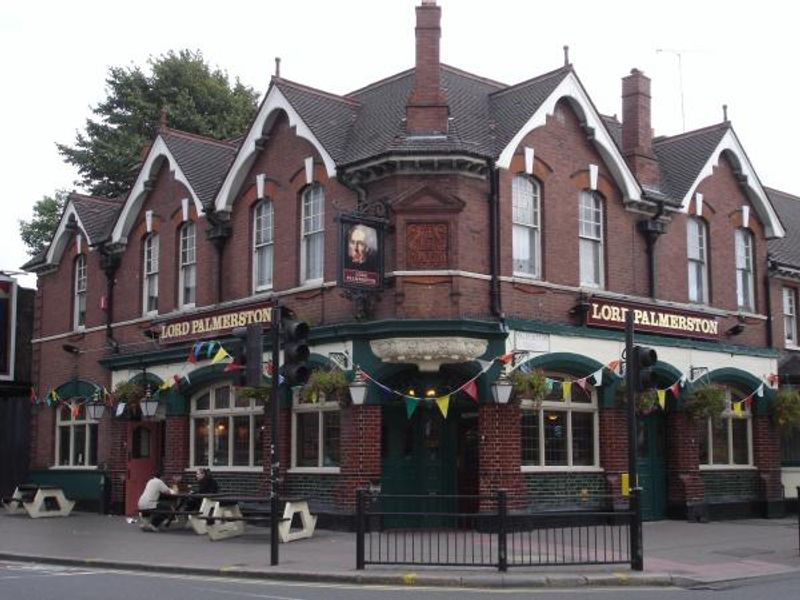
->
621, 68, 660, 187
406, 0, 449, 135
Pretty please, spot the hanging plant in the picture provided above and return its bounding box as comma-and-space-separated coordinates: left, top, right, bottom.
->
112, 381, 145, 406
238, 386, 271, 407
302, 369, 349, 406
638, 389, 660, 414
684, 383, 726, 420
510, 369, 549, 406
772, 388, 800, 432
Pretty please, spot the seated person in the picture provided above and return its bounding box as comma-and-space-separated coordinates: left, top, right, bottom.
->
186, 468, 219, 511
137, 471, 175, 531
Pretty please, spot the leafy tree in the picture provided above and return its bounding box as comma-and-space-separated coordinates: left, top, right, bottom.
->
19, 191, 68, 256
57, 49, 259, 198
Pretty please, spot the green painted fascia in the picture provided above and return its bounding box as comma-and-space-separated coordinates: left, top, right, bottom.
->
313, 318, 506, 343
505, 318, 779, 359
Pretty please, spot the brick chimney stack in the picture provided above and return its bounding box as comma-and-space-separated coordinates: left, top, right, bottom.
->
406, 0, 449, 135
621, 69, 660, 187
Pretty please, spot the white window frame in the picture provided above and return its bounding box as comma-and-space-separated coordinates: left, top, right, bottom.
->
290, 391, 341, 473
55, 403, 98, 468
142, 233, 159, 315
520, 377, 600, 472
735, 228, 755, 311
252, 200, 274, 293
189, 385, 264, 470
178, 222, 196, 308
699, 389, 754, 469
784, 287, 798, 347
512, 174, 541, 278
578, 191, 604, 288
300, 185, 324, 284
73, 254, 87, 329
687, 217, 709, 304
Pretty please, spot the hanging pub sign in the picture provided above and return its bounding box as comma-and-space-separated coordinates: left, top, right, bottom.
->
337, 213, 385, 290
585, 298, 720, 340
154, 302, 274, 344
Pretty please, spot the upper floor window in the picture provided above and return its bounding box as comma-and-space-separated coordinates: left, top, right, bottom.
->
190, 385, 265, 468
252, 200, 274, 292
143, 233, 159, 315
179, 222, 196, 307
512, 175, 541, 278
300, 185, 324, 283
784, 287, 797, 346
698, 388, 752, 467
521, 374, 598, 469
578, 191, 604, 288
735, 228, 755, 311
687, 217, 709, 304
56, 402, 98, 467
73, 255, 87, 329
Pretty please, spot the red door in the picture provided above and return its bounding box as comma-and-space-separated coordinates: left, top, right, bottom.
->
124, 421, 162, 516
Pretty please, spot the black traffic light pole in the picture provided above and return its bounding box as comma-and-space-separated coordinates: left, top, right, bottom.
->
625, 310, 644, 571
270, 306, 281, 566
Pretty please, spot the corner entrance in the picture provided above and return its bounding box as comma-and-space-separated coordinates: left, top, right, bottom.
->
124, 421, 162, 516
637, 413, 667, 520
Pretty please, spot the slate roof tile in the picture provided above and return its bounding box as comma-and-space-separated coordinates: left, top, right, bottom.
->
767, 187, 800, 268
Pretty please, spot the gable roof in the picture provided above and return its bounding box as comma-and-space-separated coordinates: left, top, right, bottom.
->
766, 187, 800, 269
71, 194, 125, 244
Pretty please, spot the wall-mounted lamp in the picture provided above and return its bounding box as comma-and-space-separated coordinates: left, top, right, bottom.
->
142, 329, 160, 341
689, 366, 709, 381
61, 343, 82, 355
491, 374, 514, 405
140, 386, 159, 418
348, 370, 367, 406
86, 397, 106, 420
726, 323, 745, 336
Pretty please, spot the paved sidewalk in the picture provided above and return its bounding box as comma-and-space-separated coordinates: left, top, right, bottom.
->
0, 512, 798, 588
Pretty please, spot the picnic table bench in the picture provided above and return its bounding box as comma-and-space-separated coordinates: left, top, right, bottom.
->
2, 484, 75, 518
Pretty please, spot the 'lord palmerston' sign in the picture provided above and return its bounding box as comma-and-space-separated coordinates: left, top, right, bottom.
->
156, 303, 273, 343
585, 299, 719, 340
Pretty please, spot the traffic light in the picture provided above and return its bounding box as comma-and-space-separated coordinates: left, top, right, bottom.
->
233, 324, 263, 387
631, 345, 658, 392
281, 311, 310, 386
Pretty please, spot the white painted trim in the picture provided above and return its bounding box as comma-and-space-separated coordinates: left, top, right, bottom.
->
589, 164, 598, 191
0, 275, 17, 381
256, 173, 265, 199
288, 467, 342, 475
110, 136, 204, 243
521, 466, 604, 473
45, 202, 92, 266
742, 205, 750, 229
695, 192, 704, 216
496, 71, 642, 203
304, 156, 314, 184
679, 128, 784, 238
215, 86, 337, 212
181, 198, 189, 222
524, 146, 534, 174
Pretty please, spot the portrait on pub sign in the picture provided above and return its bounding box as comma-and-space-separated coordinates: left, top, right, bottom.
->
338, 216, 384, 290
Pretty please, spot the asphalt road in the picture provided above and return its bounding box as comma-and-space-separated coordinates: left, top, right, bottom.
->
2, 561, 800, 599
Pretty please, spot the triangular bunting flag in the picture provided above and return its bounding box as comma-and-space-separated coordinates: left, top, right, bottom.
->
404, 397, 419, 419
561, 381, 572, 401
115, 402, 125, 417
767, 373, 779, 386
545, 378, 554, 393
463, 380, 478, 403
187, 348, 197, 364
756, 384, 764, 398
435, 395, 450, 419
575, 378, 588, 391
29, 386, 37, 405
607, 360, 621, 373
206, 342, 217, 359
225, 361, 243, 373
184, 373, 191, 385
670, 382, 681, 398
680, 375, 687, 385
173, 374, 182, 386
656, 389, 666, 410
519, 362, 531, 374
497, 352, 514, 364
211, 346, 230, 364
732, 400, 743, 416
476, 359, 492, 371
159, 381, 171, 391
71, 402, 80, 419
103, 387, 113, 407
591, 368, 603, 387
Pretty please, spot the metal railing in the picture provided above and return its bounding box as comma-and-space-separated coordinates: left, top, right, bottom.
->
355, 489, 635, 571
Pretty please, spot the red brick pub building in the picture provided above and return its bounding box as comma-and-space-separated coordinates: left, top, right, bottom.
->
25, 1, 797, 522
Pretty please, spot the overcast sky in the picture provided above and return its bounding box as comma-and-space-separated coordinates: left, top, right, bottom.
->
2, 0, 798, 289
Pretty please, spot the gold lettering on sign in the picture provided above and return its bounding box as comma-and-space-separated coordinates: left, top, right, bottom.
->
406, 223, 449, 269
587, 300, 718, 339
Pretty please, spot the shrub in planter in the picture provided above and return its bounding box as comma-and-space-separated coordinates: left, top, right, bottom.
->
510, 369, 549, 406
684, 383, 726, 420
112, 381, 146, 417
772, 388, 800, 432
302, 369, 349, 406
238, 386, 271, 407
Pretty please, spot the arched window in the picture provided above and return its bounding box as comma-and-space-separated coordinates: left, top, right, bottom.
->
73, 254, 87, 329
252, 200, 274, 292
300, 185, 324, 284
735, 228, 755, 311
190, 384, 265, 468
698, 387, 752, 467
578, 191, 604, 288
520, 372, 598, 469
178, 222, 196, 307
687, 217, 709, 304
512, 175, 541, 278
142, 233, 159, 315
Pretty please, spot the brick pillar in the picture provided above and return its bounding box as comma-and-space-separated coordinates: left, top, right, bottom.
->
107, 417, 128, 513
30, 407, 55, 469
752, 414, 785, 517
335, 404, 382, 512
599, 407, 629, 510
163, 415, 189, 481
478, 403, 525, 511
666, 412, 706, 520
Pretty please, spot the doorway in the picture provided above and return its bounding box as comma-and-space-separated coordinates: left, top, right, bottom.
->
636, 413, 667, 520
124, 421, 162, 516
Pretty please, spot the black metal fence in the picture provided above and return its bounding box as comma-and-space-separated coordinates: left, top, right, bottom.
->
355, 490, 634, 571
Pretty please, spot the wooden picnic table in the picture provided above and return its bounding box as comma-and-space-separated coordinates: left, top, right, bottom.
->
2, 484, 75, 518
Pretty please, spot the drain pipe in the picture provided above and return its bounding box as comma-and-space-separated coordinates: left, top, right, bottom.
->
204, 208, 231, 304
488, 159, 503, 318
99, 245, 121, 353
637, 200, 666, 298
764, 267, 773, 348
